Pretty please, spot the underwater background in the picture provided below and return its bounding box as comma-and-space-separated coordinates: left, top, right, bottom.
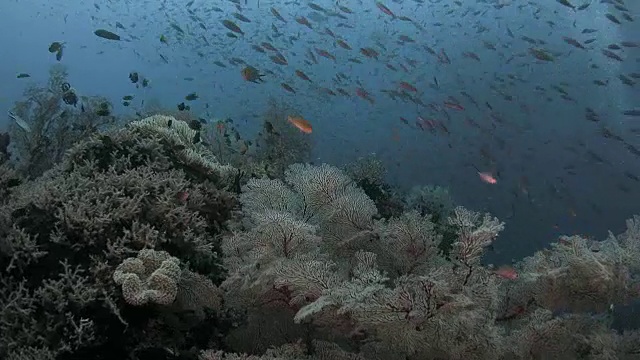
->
0, 0, 639, 359
2, 0, 639, 263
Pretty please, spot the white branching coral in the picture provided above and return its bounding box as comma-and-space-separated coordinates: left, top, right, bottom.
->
128, 115, 237, 185
128, 114, 197, 145
612, 214, 640, 273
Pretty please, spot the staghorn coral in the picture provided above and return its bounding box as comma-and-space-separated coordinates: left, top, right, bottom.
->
219, 162, 640, 359
0, 115, 238, 359
8, 64, 116, 178
0, 162, 22, 201
127, 114, 238, 188
200, 340, 366, 360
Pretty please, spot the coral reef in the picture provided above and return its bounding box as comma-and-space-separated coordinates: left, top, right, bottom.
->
214, 163, 640, 359
8, 65, 117, 179
0, 115, 237, 360
1, 111, 639, 359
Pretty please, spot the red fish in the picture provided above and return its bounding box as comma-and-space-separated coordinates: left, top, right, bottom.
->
314, 48, 336, 61
270, 53, 288, 65
281, 83, 296, 93
462, 51, 481, 61
222, 20, 244, 35
261, 42, 278, 51
295, 16, 313, 29
493, 266, 517, 280
270, 7, 287, 23
287, 115, 312, 134
356, 87, 375, 104
360, 47, 379, 59
443, 101, 464, 111
437, 48, 451, 64
295, 70, 312, 82
417, 116, 437, 132
177, 191, 189, 202
336, 39, 352, 50
398, 81, 417, 92
216, 121, 225, 134
375, 1, 396, 18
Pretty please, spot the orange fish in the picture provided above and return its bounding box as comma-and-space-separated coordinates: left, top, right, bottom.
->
287, 115, 312, 134
493, 266, 518, 280
241, 65, 265, 83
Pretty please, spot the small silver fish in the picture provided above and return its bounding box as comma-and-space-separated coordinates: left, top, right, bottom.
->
8, 111, 31, 133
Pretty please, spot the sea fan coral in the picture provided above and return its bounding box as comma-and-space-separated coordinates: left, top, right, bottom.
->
217, 162, 640, 359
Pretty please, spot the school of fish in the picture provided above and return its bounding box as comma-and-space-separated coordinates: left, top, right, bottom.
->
18, 0, 637, 231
